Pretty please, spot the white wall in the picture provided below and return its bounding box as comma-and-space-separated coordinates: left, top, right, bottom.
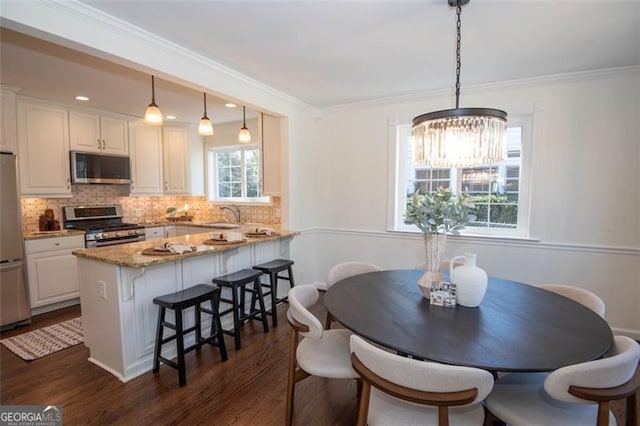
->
309, 69, 640, 337
4, 2, 638, 337
203, 118, 259, 147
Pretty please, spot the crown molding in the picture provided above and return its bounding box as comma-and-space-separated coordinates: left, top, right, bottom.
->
322, 65, 640, 113
3, 0, 317, 114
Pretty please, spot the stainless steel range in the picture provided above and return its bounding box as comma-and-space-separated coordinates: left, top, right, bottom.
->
63, 205, 145, 247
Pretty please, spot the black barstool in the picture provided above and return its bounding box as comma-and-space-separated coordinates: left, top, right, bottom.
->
252, 258, 295, 327
212, 269, 269, 350
152, 284, 228, 387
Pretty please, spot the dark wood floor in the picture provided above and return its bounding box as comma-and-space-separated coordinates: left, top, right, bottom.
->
1, 296, 637, 425
0, 297, 358, 425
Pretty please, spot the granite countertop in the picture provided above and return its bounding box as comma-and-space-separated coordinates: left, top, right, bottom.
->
142, 221, 281, 231
24, 222, 280, 240
24, 229, 86, 240
72, 230, 297, 268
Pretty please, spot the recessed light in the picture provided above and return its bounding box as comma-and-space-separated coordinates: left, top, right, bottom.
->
224, 103, 236, 108
75, 95, 89, 101
166, 115, 176, 120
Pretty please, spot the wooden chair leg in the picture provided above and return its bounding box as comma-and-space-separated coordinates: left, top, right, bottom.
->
286, 329, 298, 426
627, 391, 637, 426
356, 381, 371, 426
483, 408, 505, 426
269, 272, 278, 327
325, 311, 332, 330
175, 308, 186, 387
152, 306, 165, 373
231, 286, 242, 350
596, 401, 611, 426
253, 277, 269, 333
438, 406, 449, 426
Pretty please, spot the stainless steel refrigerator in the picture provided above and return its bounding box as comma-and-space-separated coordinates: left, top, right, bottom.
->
0, 152, 31, 329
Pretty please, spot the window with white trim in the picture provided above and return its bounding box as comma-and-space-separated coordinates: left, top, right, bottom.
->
206, 144, 269, 203
391, 115, 532, 237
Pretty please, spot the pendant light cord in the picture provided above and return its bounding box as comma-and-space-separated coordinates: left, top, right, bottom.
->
203, 93, 208, 116
455, 0, 462, 109
151, 75, 156, 104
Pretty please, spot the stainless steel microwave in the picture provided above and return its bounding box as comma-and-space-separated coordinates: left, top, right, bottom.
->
70, 151, 131, 184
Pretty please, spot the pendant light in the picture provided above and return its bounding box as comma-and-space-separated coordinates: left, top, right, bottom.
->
198, 92, 214, 136
238, 105, 251, 143
144, 75, 163, 126
412, 0, 507, 168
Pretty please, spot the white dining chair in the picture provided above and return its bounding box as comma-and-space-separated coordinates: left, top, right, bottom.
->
325, 261, 382, 329
350, 335, 494, 426
285, 285, 359, 426
484, 335, 640, 426
538, 283, 606, 318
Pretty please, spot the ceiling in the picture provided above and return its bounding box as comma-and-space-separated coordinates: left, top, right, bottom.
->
1, 1, 639, 124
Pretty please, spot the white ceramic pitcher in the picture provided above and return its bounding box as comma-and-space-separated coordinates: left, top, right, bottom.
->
449, 253, 488, 307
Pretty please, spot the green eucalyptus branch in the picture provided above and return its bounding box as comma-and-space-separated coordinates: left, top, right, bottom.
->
404, 186, 477, 234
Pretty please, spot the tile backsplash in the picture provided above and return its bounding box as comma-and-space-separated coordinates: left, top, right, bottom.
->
21, 185, 281, 233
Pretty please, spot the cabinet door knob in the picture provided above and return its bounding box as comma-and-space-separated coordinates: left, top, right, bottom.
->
97, 138, 101, 148
54, 243, 60, 246
66, 178, 70, 189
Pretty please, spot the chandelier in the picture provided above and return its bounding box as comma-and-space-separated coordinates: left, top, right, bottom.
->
412, 0, 507, 168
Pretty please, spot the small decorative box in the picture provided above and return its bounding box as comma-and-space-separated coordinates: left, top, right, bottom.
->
430, 281, 457, 308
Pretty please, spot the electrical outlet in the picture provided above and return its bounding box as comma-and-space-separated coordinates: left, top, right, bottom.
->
99, 280, 107, 300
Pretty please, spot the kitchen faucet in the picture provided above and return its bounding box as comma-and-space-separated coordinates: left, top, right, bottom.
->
220, 205, 241, 223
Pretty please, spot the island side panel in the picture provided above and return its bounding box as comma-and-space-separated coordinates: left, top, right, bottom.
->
121, 262, 181, 381
77, 258, 127, 380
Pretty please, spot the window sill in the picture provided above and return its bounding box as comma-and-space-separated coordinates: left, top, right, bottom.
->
208, 198, 272, 207
386, 228, 540, 244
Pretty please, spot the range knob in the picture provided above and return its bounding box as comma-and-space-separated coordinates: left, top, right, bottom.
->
94, 233, 103, 239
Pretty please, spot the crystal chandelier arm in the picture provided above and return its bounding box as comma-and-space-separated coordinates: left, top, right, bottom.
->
455, 0, 462, 109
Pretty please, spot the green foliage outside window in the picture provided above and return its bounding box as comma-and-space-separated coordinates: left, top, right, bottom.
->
469, 194, 518, 228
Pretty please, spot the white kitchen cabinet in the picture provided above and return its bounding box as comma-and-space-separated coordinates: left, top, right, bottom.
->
144, 226, 166, 240
17, 99, 71, 197
25, 235, 84, 309
261, 113, 281, 195
69, 110, 128, 155
165, 224, 176, 238
0, 85, 19, 154
129, 121, 163, 195
162, 124, 190, 194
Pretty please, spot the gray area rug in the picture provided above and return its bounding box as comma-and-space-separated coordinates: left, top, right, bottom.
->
1, 317, 83, 361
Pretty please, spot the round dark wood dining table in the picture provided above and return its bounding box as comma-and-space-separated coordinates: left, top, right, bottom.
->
324, 269, 613, 372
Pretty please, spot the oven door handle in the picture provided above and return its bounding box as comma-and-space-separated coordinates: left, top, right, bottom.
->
91, 236, 145, 247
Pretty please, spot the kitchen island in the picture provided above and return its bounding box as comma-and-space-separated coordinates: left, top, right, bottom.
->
73, 230, 297, 382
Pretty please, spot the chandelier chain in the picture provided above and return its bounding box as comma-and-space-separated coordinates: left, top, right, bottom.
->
455, 0, 462, 109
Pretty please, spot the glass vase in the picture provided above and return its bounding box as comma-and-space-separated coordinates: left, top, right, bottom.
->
417, 233, 447, 298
